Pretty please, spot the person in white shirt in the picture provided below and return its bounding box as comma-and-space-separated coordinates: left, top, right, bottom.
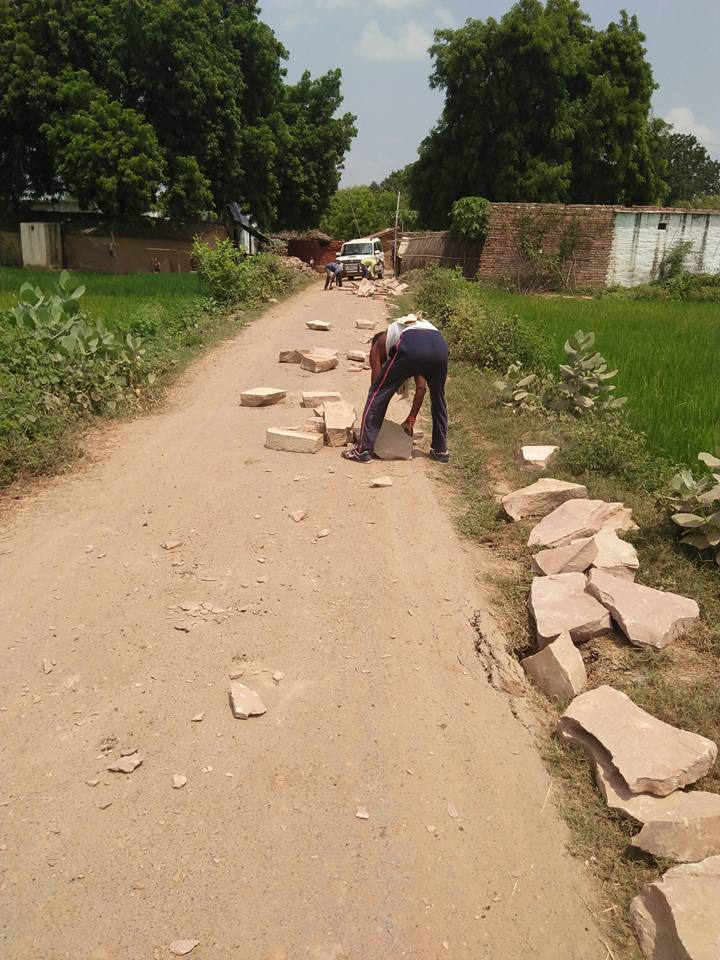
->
343, 314, 449, 463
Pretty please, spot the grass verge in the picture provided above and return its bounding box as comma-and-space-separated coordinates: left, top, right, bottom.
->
0, 261, 310, 487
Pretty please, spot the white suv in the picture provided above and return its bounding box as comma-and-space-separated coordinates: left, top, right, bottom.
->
337, 236, 385, 279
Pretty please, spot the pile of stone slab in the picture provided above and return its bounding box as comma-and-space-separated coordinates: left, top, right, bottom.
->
500, 469, 717, 958
278, 348, 338, 371
265, 393, 355, 452
557, 686, 720, 958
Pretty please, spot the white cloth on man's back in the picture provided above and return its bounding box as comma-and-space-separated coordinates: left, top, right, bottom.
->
385, 314, 437, 352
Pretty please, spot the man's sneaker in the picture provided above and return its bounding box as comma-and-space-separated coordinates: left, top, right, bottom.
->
342, 447, 372, 463
429, 450, 450, 463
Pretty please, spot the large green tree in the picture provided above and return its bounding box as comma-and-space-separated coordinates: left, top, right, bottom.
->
0, 0, 356, 227
409, 0, 664, 227
656, 127, 720, 205
319, 187, 417, 239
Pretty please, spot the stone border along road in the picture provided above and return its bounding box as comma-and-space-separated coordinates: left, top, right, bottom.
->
0, 280, 606, 959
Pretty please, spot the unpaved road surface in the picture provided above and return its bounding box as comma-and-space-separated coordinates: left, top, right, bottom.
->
1, 282, 604, 959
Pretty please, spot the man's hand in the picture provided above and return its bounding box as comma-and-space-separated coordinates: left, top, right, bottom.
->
402, 419, 414, 437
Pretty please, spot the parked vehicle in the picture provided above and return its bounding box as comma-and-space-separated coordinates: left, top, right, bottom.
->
337, 237, 385, 279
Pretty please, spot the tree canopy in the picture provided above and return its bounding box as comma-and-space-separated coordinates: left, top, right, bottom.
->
653, 124, 720, 206
409, 0, 664, 227
0, 0, 356, 227
319, 186, 417, 240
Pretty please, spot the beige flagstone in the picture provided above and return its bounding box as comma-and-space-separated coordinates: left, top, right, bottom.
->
501, 478, 588, 521
528, 572, 612, 647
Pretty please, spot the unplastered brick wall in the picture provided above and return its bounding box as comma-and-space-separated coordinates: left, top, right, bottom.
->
477, 203, 616, 288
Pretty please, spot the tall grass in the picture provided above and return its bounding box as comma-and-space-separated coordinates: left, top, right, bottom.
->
0, 267, 202, 331
483, 292, 720, 463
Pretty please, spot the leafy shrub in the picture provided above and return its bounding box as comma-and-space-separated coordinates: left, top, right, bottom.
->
551, 329, 626, 415
560, 417, 669, 490
414, 266, 551, 371
192, 239, 295, 306
493, 363, 541, 411
657, 240, 693, 282
450, 196, 491, 242
667, 452, 720, 566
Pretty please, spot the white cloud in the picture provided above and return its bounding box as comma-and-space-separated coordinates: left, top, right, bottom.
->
356, 20, 432, 61
434, 6, 456, 27
664, 106, 720, 148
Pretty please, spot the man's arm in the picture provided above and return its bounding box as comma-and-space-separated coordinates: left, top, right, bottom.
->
369, 333, 386, 380
403, 375, 427, 435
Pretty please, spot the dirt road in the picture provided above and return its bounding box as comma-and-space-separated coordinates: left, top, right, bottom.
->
0, 282, 604, 959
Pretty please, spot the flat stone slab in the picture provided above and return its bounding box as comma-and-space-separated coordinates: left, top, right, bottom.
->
557, 685, 718, 797
630, 856, 720, 959
229, 682, 267, 719
323, 400, 356, 448
303, 416, 325, 434
355, 319, 377, 330
502, 478, 587, 521
300, 347, 338, 359
265, 428, 323, 454
532, 537, 598, 576
586, 569, 700, 650
300, 353, 339, 373
347, 350, 368, 363
528, 499, 637, 549
370, 476, 393, 488
279, 349, 303, 364
306, 320, 331, 331
521, 445, 559, 468
529, 572, 612, 647
373, 420, 413, 461
240, 387, 287, 407
591, 738, 720, 860
356, 279, 375, 297
301, 391, 342, 408
591, 527, 639, 579
521, 631, 587, 700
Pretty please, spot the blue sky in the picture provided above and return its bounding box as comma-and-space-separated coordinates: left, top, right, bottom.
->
259, 0, 720, 185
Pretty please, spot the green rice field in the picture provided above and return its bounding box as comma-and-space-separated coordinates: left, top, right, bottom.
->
0, 267, 202, 333
488, 292, 720, 464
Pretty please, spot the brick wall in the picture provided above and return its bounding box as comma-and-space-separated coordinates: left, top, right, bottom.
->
477, 203, 616, 287
287, 238, 341, 267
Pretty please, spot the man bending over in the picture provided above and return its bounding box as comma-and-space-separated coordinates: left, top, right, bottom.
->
343, 314, 449, 464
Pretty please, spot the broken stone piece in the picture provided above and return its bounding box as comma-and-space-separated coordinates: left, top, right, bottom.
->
306, 320, 331, 331
528, 499, 637, 549
229, 682, 267, 719
169, 941, 200, 957
278, 349, 303, 364
301, 391, 342, 408
317, 528, 330, 538
107, 752, 143, 774
265, 428, 323, 454
521, 445, 559, 469
557, 685, 717, 797
43, 658, 53, 675
590, 527, 639, 579
191, 713, 204, 722
239, 387, 287, 407
370, 476, 393, 488
289, 509, 307, 522
355, 279, 375, 298
629, 856, 720, 959
373, 420, 413, 461
586, 569, 700, 650
172, 774, 187, 789
528, 573, 611, 647
323, 400, 356, 447
272, 671, 284, 684
502, 478, 588, 521
161, 540, 184, 551
521, 631, 587, 699
632, 794, 720, 863
355, 805, 370, 819
300, 353, 339, 373
347, 349, 368, 362
355, 318, 377, 330
531, 537, 598, 577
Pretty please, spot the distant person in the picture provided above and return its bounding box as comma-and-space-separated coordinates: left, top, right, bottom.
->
151, 257, 161, 273
343, 314, 449, 464
324, 262, 344, 290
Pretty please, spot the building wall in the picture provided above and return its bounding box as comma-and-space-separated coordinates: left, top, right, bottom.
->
20, 222, 63, 269
287, 238, 342, 267
607, 211, 720, 286
0, 230, 22, 266
476, 203, 616, 287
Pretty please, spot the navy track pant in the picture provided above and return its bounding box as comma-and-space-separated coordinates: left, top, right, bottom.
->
358, 329, 449, 454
